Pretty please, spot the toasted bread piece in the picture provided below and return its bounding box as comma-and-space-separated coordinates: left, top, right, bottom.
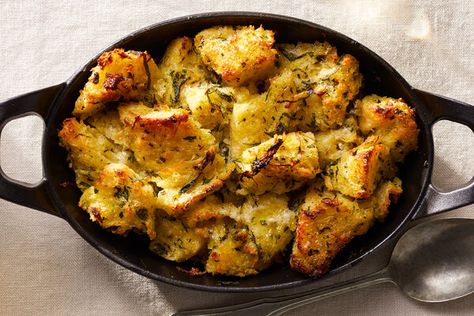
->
79, 163, 157, 239
230, 41, 362, 159
326, 137, 386, 199
238, 132, 320, 195
149, 215, 206, 262
313, 116, 362, 168
58, 118, 130, 190
155, 37, 213, 105
74, 49, 159, 118
184, 192, 296, 274
272, 42, 363, 131
230, 92, 288, 158
126, 108, 233, 214
240, 193, 296, 269
290, 183, 375, 276
205, 218, 260, 277
366, 178, 403, 221
195, 25, 278, 86
291, 179, 402, 276
355, 95, 418, 162
181, 83, 237, 141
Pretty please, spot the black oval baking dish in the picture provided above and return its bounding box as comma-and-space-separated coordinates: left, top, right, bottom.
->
0, 12, 473, 292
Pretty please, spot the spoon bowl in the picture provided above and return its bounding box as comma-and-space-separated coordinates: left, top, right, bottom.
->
175, 218, 474, 315
390, 218, 474, 302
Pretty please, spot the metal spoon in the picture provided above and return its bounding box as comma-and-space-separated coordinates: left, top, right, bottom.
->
174, 218, 474, 316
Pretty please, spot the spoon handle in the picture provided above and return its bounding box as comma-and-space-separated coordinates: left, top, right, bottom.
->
173, 268, 391, 316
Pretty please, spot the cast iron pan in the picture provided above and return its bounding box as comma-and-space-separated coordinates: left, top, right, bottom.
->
1, 12, 473, 292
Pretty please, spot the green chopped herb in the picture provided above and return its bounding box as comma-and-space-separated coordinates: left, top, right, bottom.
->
205, 88, 222, 114
127, 154, 137, 163
184, 136, 197, 142
206, 69, 221, 84
275, 121, 287, 134
171, 70, 188, 103
215, 89, 235, 102
231, 194, 246, 208
143, 93, 157, 107
219, 141, 230, 162
78, 181, 91, 189
180, 149, 216, 193
148, 181, 163, 197
114, 186, 129, 201
278, 47, 309, 61
288, 196, 304, 211
211, 122, 221, 132
142, 54, 151, 90
265, 88, 271, 101
308, 113, 317, 130
179, 177, 198, 194
136, 208, 148, 220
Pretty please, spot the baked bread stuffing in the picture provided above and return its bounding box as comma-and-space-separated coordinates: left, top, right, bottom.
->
59, 25, 418, 277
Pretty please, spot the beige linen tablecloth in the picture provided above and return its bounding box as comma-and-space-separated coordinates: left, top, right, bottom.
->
1, 1, 473, 315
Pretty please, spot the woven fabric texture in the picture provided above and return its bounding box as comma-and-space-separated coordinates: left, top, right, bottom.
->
1, 1, 473, 315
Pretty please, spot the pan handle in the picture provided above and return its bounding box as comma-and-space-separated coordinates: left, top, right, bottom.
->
412, 89, 474, 219
0, 83, 65, 217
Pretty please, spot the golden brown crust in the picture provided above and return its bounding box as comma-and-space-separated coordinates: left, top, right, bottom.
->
79, 163, 157, 239
205, 219, 260, 277
290, 184, 375, 276
355, 95, 419, 162
73, 49, 159, 118
273, 42, 363, 131
59, 117, 126, 190
182, 192, 295, 276
238, 132, 320, 195
126, 109, 233, 215
326, 138, 385, 199
195, 26, 278, 86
